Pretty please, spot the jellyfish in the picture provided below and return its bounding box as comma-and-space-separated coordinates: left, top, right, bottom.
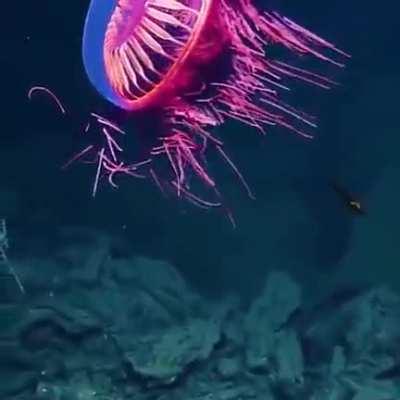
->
78, 0, 347, 213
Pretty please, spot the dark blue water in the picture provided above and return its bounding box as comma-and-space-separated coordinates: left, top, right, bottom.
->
0, 1, 399, 398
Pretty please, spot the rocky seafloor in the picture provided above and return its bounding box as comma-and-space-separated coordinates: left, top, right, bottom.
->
1, 227, 400, 400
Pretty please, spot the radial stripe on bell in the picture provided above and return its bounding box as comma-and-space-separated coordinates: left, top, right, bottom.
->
103, 0, 210, 110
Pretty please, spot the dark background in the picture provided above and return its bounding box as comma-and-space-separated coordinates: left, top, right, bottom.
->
1, 1, 399, 301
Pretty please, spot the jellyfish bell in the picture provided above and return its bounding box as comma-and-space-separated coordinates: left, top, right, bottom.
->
79, 0, 348, 212
82, 0, 230, 111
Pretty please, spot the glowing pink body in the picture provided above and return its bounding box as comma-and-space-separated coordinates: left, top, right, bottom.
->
40, 0, 348, 220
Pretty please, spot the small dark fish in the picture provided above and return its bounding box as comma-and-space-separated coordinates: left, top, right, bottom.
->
375, 363, 400, 380
330, 180, 366, 215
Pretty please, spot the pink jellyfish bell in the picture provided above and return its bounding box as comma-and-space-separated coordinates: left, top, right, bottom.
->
81, 0, 347, 211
